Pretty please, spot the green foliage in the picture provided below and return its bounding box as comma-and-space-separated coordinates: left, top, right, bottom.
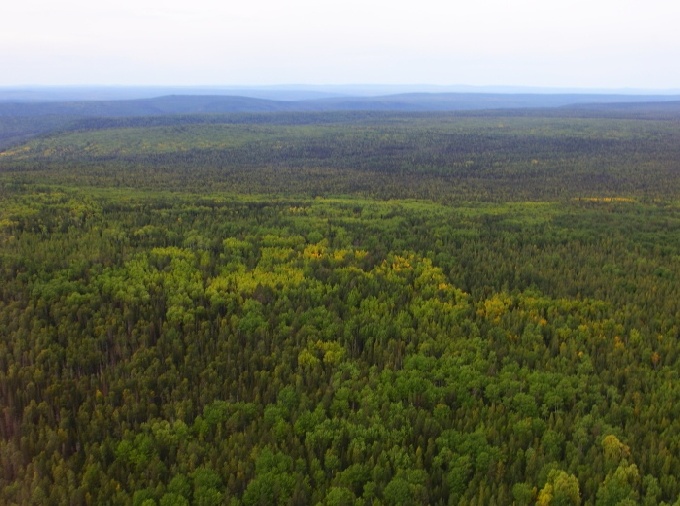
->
2, 108, 680, 504
512, 482, 534, 505
242, 449, 302, 505
538, 469, 581, 506
4, 111, 680, 201
596, 462, 641, 505
322, 486, 356, 506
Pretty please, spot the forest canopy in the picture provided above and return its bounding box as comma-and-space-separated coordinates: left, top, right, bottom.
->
1, 105, 680, 505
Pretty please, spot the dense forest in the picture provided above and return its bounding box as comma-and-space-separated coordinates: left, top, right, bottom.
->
1, 104, 680, 505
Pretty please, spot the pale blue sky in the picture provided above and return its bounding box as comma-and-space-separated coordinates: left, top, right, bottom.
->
2, 0, 679, 89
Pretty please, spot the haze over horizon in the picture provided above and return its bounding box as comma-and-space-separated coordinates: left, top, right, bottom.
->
3, 0, 679, 90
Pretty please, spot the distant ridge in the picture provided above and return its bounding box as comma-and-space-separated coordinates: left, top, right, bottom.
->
2, 92, 680, 150
2, 92, 680, 118
3, 84, 680, 102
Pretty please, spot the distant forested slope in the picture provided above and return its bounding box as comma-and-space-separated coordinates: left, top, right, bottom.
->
1, 92, 679, 149
2, 111, 680, 200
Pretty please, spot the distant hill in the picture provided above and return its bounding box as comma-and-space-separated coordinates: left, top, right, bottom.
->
2, 92, 680, 118
3, 84, 680, 102
2, 92, 680, 150
0, 95, 285, 117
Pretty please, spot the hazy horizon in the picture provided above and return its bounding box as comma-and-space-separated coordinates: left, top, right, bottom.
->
3, 0, 680, 89
3, 83, 680, 93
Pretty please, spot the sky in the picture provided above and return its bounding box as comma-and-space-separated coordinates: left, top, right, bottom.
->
2, 0, 680, 90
